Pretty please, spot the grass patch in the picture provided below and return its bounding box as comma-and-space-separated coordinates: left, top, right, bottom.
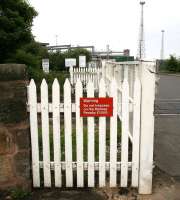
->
38, 117, 121, 162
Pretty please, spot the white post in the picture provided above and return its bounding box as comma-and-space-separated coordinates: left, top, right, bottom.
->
41, 79, 51, 187
99, 79, 106, 187
52, 79, 61, 187
139, 61, 156, 194
110, 78, 117, 187
132, 67, 141, 187
75, 79, 84, 187
29, 80, 40, 187
64, 79, 73, 187
87, 81, 95, 187
121, 67, 129, 187
69, 66, 73, 84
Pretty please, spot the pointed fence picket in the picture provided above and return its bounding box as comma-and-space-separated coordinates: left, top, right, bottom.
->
29, 80, 40, 187
52, 79, 61, 187
41, 79, 51, 187
110, 79, 117, 187
28, 60, 155, 194
87, 81, 95, 187
64, 79, 73, 187
99, 79, 106, 187
75, 79, 84, 187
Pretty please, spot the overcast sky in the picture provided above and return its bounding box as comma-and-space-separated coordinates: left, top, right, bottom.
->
29, 0, 180, 59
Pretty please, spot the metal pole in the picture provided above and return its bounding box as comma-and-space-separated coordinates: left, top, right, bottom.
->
160, 30, 165, 60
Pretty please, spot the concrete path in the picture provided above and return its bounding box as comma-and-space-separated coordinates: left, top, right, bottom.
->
156, 73, 180, 100
154, 73, 180, 176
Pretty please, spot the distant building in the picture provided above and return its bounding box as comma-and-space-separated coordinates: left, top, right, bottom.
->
40, 43, 134, 62
39, 42, 49, 47
93, 49, 134, 62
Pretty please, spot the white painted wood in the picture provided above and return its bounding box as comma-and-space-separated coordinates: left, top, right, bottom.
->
29, 79, 40, 187
69, 67, 73, 84
69, 65, 102, 91
75, 79, 84, 187
27, 103, 76, 113
28, 60, 156, 191
110, 78, 117, 187
87, 81, 95, 187
77, 68, 79, 81
41, 79, 51, 187
80, 68, 82, 81
83, 68, 85, 82
74, 68, 76, 83
52, 79, 61, 187
121, 67, 129, 187
139, 62, 156, 194
64, 79, 73, 187
99, 79, 106, 187
92, 68, 94, 85
86, 68, 88, 83
88, 67, 91, 82
101, 61, 106, 82
39, 161, 132, 171
132, 67, 141, 187
90, 67, 93, 82
85, 68, 87, 83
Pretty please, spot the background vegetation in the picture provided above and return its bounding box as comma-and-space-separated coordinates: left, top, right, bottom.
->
0, 0, 91, 82
159, 55, 180, 73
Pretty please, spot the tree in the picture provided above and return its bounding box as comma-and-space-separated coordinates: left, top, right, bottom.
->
164, 55, 179, 72
167, 55, 178, 72
159, 55, 180, 72
0, 0, 38, 62
49, 48, 92, 71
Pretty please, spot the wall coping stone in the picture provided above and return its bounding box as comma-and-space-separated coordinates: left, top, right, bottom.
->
0, 64, 27, 81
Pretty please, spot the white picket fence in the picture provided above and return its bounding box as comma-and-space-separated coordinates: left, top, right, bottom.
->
27, 60, 156, 194
69, 66, 102, 90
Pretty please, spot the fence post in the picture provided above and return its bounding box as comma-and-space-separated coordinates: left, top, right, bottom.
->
121, 67, 129, 187
139, 61, 156, 194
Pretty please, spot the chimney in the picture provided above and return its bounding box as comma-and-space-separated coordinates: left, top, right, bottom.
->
123, 49, 130, 56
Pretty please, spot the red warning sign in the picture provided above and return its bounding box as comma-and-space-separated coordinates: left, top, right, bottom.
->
80, 98, 113, 117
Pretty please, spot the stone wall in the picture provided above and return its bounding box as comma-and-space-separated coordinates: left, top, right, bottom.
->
0, 64, 31, 189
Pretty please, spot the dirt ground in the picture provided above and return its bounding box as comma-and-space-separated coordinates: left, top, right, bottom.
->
31, 168, 180, 200
1, 167, 180, 200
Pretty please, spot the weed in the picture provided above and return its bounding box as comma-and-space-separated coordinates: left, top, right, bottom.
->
10, 189, 32, 200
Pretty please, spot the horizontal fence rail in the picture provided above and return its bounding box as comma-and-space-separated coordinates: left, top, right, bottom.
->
28, 60, 156, 194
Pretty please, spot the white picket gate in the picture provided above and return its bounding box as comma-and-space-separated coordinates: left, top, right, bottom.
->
27, 60, 156, 194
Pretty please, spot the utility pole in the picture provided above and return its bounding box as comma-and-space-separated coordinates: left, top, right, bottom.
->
137, 1, 146, 60
160, 30, 165, 60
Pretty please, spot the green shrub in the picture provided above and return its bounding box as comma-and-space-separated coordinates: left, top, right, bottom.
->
10, 188, 31, 200
49, 48, 92, 71
159, 55, 180, 73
